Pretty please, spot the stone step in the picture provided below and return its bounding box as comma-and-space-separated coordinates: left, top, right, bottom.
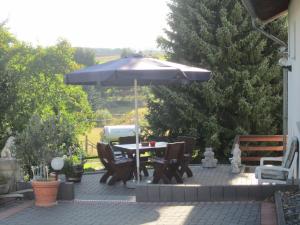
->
136, 184, 298, 202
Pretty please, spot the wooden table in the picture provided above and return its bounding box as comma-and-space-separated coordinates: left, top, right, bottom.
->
113, 142, 168, 178
113, 142, 168, 157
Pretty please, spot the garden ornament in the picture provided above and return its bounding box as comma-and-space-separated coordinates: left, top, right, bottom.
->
1, 136, 15, 158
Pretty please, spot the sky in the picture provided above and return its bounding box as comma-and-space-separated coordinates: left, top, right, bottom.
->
0, 0, 170, 50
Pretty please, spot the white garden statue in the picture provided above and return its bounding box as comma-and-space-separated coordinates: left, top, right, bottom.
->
202, 147, 218, 168
1, 136, 15, 158
231, 143, 241, 173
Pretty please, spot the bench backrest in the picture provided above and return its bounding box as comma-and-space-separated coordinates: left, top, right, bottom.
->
235, 135, 286, 164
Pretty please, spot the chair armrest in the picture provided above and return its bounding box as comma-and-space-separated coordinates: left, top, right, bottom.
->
260, 157, 283, 166
258, 165, 290, 172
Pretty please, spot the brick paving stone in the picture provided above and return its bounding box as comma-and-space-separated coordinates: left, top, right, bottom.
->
74, 173, 135, 201
1, 201, 260, 225
74, 165, 259, 202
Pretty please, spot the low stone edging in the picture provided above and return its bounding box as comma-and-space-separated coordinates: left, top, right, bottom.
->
136, 184, 298, 202
274, 191, 286, 225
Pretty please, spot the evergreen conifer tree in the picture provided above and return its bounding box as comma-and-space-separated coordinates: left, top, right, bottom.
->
147, 0, 287, 159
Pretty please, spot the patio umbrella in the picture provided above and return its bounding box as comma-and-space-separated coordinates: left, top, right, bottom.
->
65, 56, 211, 183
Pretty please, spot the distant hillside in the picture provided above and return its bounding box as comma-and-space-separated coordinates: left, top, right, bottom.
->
94, 48, 124, 57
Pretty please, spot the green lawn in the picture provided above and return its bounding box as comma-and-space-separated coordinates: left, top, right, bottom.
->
84, 158, 103, 172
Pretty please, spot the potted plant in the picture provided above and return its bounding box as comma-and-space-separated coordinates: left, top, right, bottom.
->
62, 155, 85, 183
31, 163, 61, 207
14, 115, 78, 206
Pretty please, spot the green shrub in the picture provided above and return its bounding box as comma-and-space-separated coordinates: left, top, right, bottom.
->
14, 114, 79, 176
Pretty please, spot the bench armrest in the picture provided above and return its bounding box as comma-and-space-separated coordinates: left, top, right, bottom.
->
260, 157, 283, 166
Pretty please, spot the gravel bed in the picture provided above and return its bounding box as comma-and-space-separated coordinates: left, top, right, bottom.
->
281, 190, 300, 225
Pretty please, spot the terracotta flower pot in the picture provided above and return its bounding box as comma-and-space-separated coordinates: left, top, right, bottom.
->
32, 180, 60, 207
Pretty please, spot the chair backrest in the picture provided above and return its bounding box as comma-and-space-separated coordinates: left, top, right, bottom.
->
152, 136, 171, 142
165, 142, 185, 161
97, 142, 115, 166
118, 136, 138, 144
283, 136, 299, 168
177, 136, 196, 154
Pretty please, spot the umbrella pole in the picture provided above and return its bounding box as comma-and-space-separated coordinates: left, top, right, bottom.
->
134, 79, 140, 183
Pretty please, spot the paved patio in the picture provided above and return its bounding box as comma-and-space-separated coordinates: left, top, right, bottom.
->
1, 201, 260, 225
75, 165, 257, 201
0, 165, 263, 225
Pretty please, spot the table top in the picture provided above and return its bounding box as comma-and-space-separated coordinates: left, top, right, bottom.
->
114, 142, 168, 151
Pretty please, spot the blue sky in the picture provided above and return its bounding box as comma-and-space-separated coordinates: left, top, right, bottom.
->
0, 0, 170, 50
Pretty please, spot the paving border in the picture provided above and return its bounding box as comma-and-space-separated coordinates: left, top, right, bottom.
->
274, 191, 286, 225
261, 202, 277, 225
136, 184, 298, 202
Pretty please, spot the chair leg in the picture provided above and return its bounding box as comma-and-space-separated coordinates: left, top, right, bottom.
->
122, 169, 133, 184
173, 171, 183, 184
152, 164, 171, 184
108, 175, 118, 185
169, 164, 183, 184
161, 173, 171, 184
186, 166, 193, 177
100, 171, 112, 183
141, 165, 149, 177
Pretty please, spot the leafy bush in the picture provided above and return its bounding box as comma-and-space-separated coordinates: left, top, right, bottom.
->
14, 114, 79, 176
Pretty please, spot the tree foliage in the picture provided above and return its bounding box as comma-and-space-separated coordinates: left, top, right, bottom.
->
0, 25, 93, 150
0, 25, 19, 145
148, 0, 287, 159
74, 47, 96, 67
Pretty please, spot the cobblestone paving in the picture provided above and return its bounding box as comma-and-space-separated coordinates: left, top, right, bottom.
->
187, 165, 258, 186
0, 200, 25, 213
75, 173, 135, 201
1, 201, 260, 225
75, 165, 257, 201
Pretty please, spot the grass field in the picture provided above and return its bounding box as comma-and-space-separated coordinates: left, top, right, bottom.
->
96, 55, 120, 64
84, 158, 103, 171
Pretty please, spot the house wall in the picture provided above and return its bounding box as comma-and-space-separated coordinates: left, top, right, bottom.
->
288, 0, 300, 180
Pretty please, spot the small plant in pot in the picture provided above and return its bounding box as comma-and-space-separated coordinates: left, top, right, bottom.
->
62, 155, 85, 183
31, 163, 61, 207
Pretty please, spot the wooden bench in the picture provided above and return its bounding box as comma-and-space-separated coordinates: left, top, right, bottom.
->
233, 135, 287, 165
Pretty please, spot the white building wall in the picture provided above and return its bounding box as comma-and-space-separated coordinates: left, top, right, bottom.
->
288, 0, 300, 180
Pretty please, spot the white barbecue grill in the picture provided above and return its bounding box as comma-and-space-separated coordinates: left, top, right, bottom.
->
103, 125, 138, 143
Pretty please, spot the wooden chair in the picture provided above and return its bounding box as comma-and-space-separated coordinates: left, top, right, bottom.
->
118, 136, 149, 177
152, 136, 171, 157
97, 143, 134, 185
118, 136, 139, 144
177, 136, 196, 177
151, 142, 185, 184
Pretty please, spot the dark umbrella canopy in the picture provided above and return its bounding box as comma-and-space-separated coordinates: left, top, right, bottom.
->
64, 56, 211, 185
64, 56, 211, 86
